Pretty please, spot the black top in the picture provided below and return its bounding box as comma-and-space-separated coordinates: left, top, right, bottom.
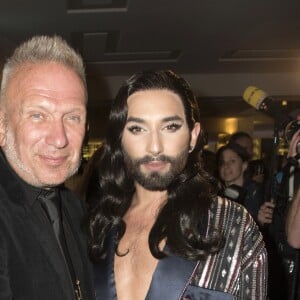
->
0, 149, 95, 300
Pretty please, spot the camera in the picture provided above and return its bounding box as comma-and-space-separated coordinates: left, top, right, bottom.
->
284, 119, 300, 143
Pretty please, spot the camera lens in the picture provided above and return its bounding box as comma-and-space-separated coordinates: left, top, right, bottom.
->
285, 120, 300, 142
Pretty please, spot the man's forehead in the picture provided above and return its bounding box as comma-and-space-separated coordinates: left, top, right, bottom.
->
126, 91, 186, 124
127, 89, 183, 108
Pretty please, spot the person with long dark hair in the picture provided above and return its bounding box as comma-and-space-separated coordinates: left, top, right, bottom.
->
87, 70, 267, 299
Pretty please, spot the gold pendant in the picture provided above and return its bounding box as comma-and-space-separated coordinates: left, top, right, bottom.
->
75, 279, 83, 300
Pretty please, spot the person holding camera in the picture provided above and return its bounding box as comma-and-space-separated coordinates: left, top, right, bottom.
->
285, 126, 300, 246
286, 188, 300, 247
266, 115, 300, 300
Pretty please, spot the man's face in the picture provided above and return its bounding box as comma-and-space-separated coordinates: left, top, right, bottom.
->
121, 89, 200, 191
0, 62, 87, 188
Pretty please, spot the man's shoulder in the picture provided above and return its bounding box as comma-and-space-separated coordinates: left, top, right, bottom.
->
60, 186, 87, 217
192, 197, 267, 297
209, 196, 261, 237
210, 196, 249, 217
209, 196, 265, 259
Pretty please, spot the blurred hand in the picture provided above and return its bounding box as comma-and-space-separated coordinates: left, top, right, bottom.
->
252, 173, 265, 184
257, 200, 275, 226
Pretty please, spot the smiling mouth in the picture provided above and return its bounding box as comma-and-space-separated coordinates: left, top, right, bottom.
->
40, 155, 67, 166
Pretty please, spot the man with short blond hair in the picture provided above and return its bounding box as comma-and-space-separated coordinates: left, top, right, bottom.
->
0, 35, 94, 300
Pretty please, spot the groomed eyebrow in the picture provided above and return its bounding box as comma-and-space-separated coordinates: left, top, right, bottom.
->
126, 115, 184, 124
126, 117, 144, 124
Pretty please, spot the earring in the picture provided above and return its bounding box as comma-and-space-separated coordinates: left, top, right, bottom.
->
189, 145, 194, 153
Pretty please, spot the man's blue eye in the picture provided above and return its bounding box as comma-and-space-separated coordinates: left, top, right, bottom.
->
67, 115, 81, 122
31, 113, 43, 120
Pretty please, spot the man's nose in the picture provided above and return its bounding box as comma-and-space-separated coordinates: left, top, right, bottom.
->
147, 131, 163, 156
45, 119, 68, 148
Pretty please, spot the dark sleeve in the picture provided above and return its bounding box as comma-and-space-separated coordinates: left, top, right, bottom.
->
0, 231, 13, 299
244, 181, 264, 223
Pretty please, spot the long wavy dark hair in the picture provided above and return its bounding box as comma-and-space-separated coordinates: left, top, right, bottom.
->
87, 70, 224, 262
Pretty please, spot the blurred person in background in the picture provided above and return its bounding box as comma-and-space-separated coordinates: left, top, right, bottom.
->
263, 114, 300, 300
229, 131, 267, 184
216, 142, 264, 223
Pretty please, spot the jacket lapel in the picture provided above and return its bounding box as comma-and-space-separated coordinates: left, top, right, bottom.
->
62, 189, 96, 300
29, 201, 75, 299
62, 193, 85, 285
182, 285, 234, 300
146, 248, 199, 300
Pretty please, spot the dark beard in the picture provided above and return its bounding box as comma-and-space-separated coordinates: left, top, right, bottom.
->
123, 148, 189, 191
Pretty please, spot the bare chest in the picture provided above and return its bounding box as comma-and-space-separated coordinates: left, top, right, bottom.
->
114, 218, 159, 300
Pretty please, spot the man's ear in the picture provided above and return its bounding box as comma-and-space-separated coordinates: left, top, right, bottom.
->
0, 110, 6, 147
190, 122, 201, 150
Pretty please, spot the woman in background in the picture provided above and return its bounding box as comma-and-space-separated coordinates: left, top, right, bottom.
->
216, 142, 264, 223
